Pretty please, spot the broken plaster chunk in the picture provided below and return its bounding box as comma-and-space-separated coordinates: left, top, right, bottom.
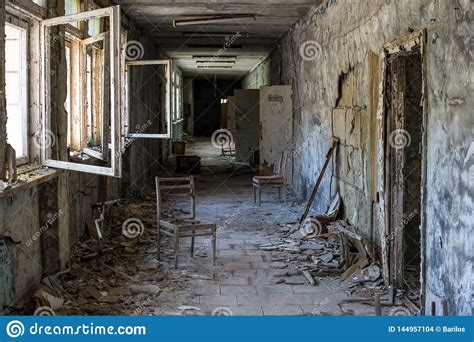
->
270, 261, 288, 269
300, 242, 324, 250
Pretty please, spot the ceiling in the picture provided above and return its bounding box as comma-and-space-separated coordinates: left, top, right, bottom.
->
114, 0, 319, 77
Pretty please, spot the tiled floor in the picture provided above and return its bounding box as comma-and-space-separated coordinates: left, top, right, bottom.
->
152, 138, 354, 316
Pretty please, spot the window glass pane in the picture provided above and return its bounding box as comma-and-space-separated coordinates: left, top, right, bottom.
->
88, 18, 101, 36
66, 45, 72, 146
32, 0, 45, 6
5, 23, 27, 159
65, 0, 80, 28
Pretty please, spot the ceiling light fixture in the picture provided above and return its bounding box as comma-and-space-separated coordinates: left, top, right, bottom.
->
173, 15, 256, 28
182, 32, 252, 38
197, 66, 233, 69
192, 55, 237, 59
195, 60, 236, 64
188, 44, 242, 49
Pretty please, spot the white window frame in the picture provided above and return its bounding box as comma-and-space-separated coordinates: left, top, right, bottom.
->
124, 59, 172, 139
5, 19, 29, 165
80, 31, 108, 161
40, 6, 122, 177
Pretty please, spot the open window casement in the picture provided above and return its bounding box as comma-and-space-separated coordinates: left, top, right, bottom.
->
40, 6, 122, 177
124, 59, 172, 139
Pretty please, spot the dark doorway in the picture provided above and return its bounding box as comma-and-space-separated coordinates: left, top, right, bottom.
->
193, 78, 241, 136
385, 46, 424, 303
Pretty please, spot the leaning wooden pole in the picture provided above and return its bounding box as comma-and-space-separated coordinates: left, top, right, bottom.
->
298, 138, 339, 229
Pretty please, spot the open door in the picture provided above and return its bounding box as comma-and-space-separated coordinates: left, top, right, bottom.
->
259, 85, 293, 176
383, 30, 426, 306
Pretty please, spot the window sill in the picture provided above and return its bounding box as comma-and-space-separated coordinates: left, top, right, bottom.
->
0, 165, 61, 198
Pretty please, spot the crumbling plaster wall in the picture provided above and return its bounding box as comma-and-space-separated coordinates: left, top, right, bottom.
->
244, 0, 472, 314
0, 0, 166, 309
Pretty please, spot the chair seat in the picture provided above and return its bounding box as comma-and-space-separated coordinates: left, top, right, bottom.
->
253, 175, 284, 185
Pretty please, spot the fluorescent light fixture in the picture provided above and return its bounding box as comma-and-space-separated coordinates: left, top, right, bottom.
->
196, 60, 236, 64
188, 44, 242, 49
173, 15, 256, 27
197, 66, 233, 69
182, 32, 251, 38
192, 55, 237, 59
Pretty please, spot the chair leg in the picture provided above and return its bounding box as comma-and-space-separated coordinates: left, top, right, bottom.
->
258, 187, 261, 206
174, 232, 180, 269
283, 184, 286, 203
253, 185, 256, 203
191, 229, 195, 257
157, 225, 161, 261
212, 227, 217, 266
278, 187, 281, 202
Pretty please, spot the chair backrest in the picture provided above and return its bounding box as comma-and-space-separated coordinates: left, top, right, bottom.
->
155, 176, 195, 221
275, 150, 287, 177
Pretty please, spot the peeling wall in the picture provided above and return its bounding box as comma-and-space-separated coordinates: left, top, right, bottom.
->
244, 0, 473, 315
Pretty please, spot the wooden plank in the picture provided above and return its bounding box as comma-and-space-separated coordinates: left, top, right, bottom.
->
302, 270, 316, 286
298, 139, 339, 229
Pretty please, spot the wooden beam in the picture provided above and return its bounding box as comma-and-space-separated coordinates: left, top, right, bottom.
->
298, 138, 339, 229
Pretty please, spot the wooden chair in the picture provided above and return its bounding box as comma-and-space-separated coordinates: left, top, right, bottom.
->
155, 176, 217, 268
252, 151, 286, 206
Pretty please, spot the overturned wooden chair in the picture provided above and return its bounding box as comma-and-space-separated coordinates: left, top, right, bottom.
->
252, 151, 286, 206
155, 176, 217, 268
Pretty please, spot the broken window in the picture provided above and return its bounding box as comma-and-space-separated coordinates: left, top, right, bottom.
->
5, 20, 28, 164
41, 6, 122, 177
125, 60, 171, 139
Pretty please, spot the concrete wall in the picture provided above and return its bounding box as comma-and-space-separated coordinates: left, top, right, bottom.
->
244, 0, 473, 315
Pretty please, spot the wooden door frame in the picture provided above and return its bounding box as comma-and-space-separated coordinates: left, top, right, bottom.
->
378, 29, 429, 312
